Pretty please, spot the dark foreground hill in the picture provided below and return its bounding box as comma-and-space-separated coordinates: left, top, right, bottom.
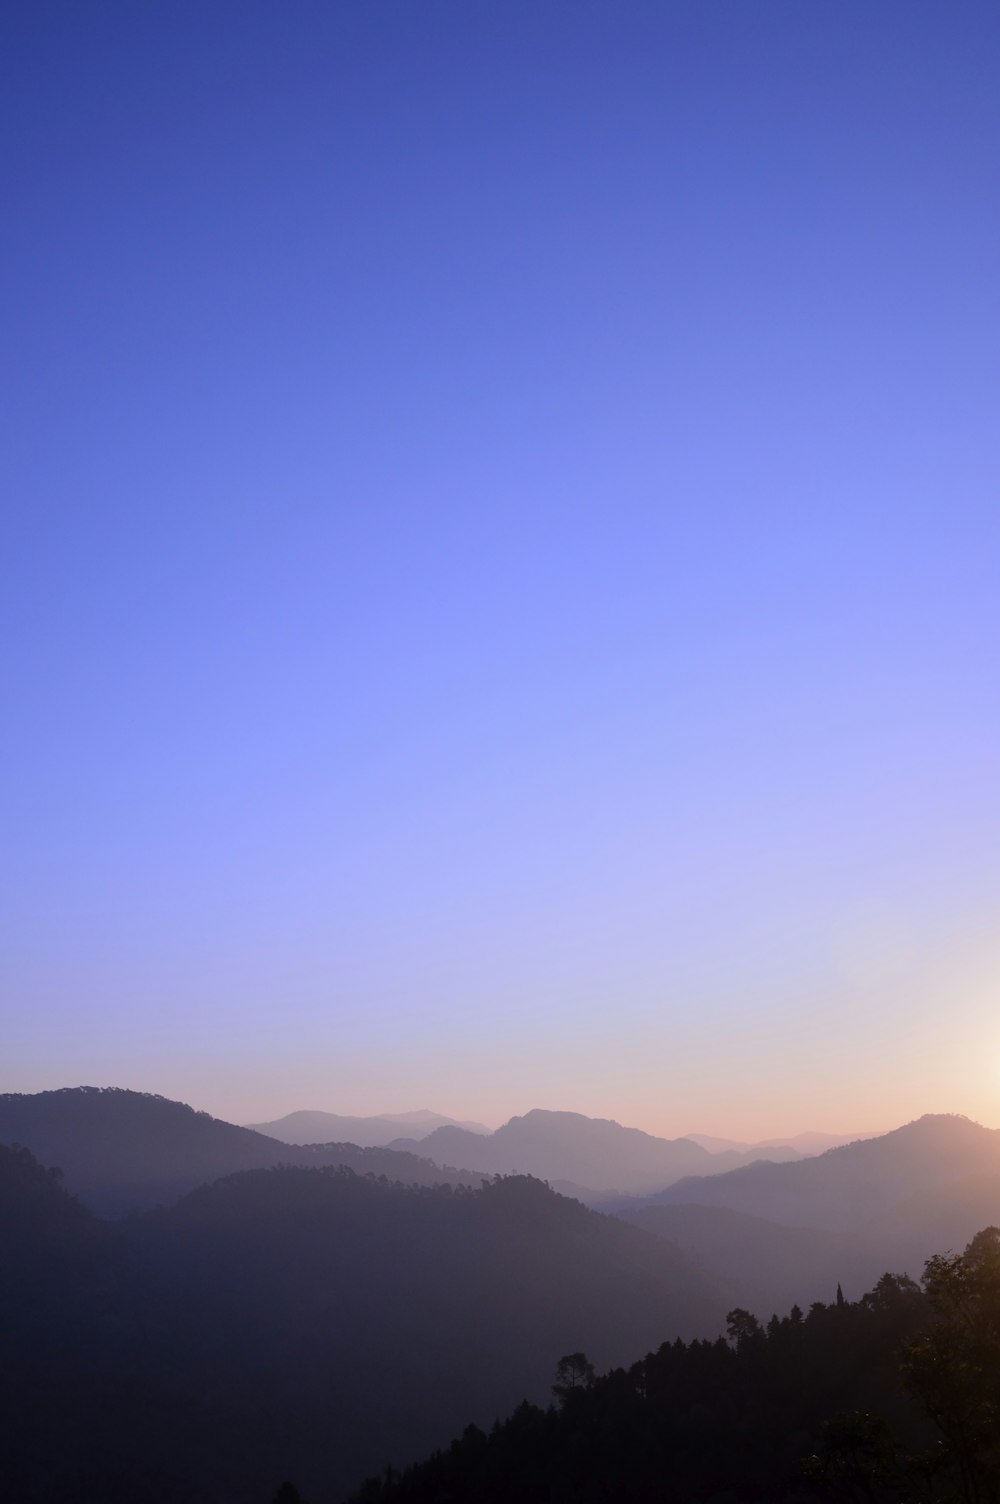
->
389, 1107, 801, 1199
648, 1114, 1000, 1230
0, 1087, 486, 1213
0, 1145, 727, 1503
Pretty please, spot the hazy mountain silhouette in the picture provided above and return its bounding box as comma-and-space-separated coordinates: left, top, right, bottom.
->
682, 1132, 769, 1153
388, 1108, 802, 1198
0, 1145, 728, 1503
248, 1107, 491, 1147
685, 1129, 876, 1155
0, 1087, 486, 1214
756, 1129, 880, 1154
647, 1115, 1000, 1230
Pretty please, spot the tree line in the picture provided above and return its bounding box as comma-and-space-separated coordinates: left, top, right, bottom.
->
341, 1228, 1000, 1504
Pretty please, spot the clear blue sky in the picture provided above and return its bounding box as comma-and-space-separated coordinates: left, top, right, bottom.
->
3, 1, 998, 1137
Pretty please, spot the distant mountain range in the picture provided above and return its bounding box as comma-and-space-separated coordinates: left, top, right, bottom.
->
386, 1108, 805, 1198
0, 1089, 939, 1213
0, 1090, 853, 1214
248, 1107, 492, 1147
248, 1111, 870, 1161
0, 1088, 488, 1214
684, 1129, 877, 1155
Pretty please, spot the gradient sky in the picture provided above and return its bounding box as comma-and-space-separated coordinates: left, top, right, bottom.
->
3, 1, 998, 1141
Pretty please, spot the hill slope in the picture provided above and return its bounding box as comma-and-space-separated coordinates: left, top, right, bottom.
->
650, 1115, 1000, 1230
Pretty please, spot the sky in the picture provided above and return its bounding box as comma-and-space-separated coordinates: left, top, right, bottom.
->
2, 1, 998, 1141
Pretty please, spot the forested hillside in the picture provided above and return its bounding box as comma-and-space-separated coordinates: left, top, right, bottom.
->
0, 1145, 725, 1502
348, 1229, 1000, 1504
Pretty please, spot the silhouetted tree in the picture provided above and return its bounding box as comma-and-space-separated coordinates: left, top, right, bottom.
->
272, 1483, 308, 1504
726, 1307, 763, 1348
903, 1227, 1000, 1504
802, 1410, 903, 1501
552, 1351, 595, 1401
